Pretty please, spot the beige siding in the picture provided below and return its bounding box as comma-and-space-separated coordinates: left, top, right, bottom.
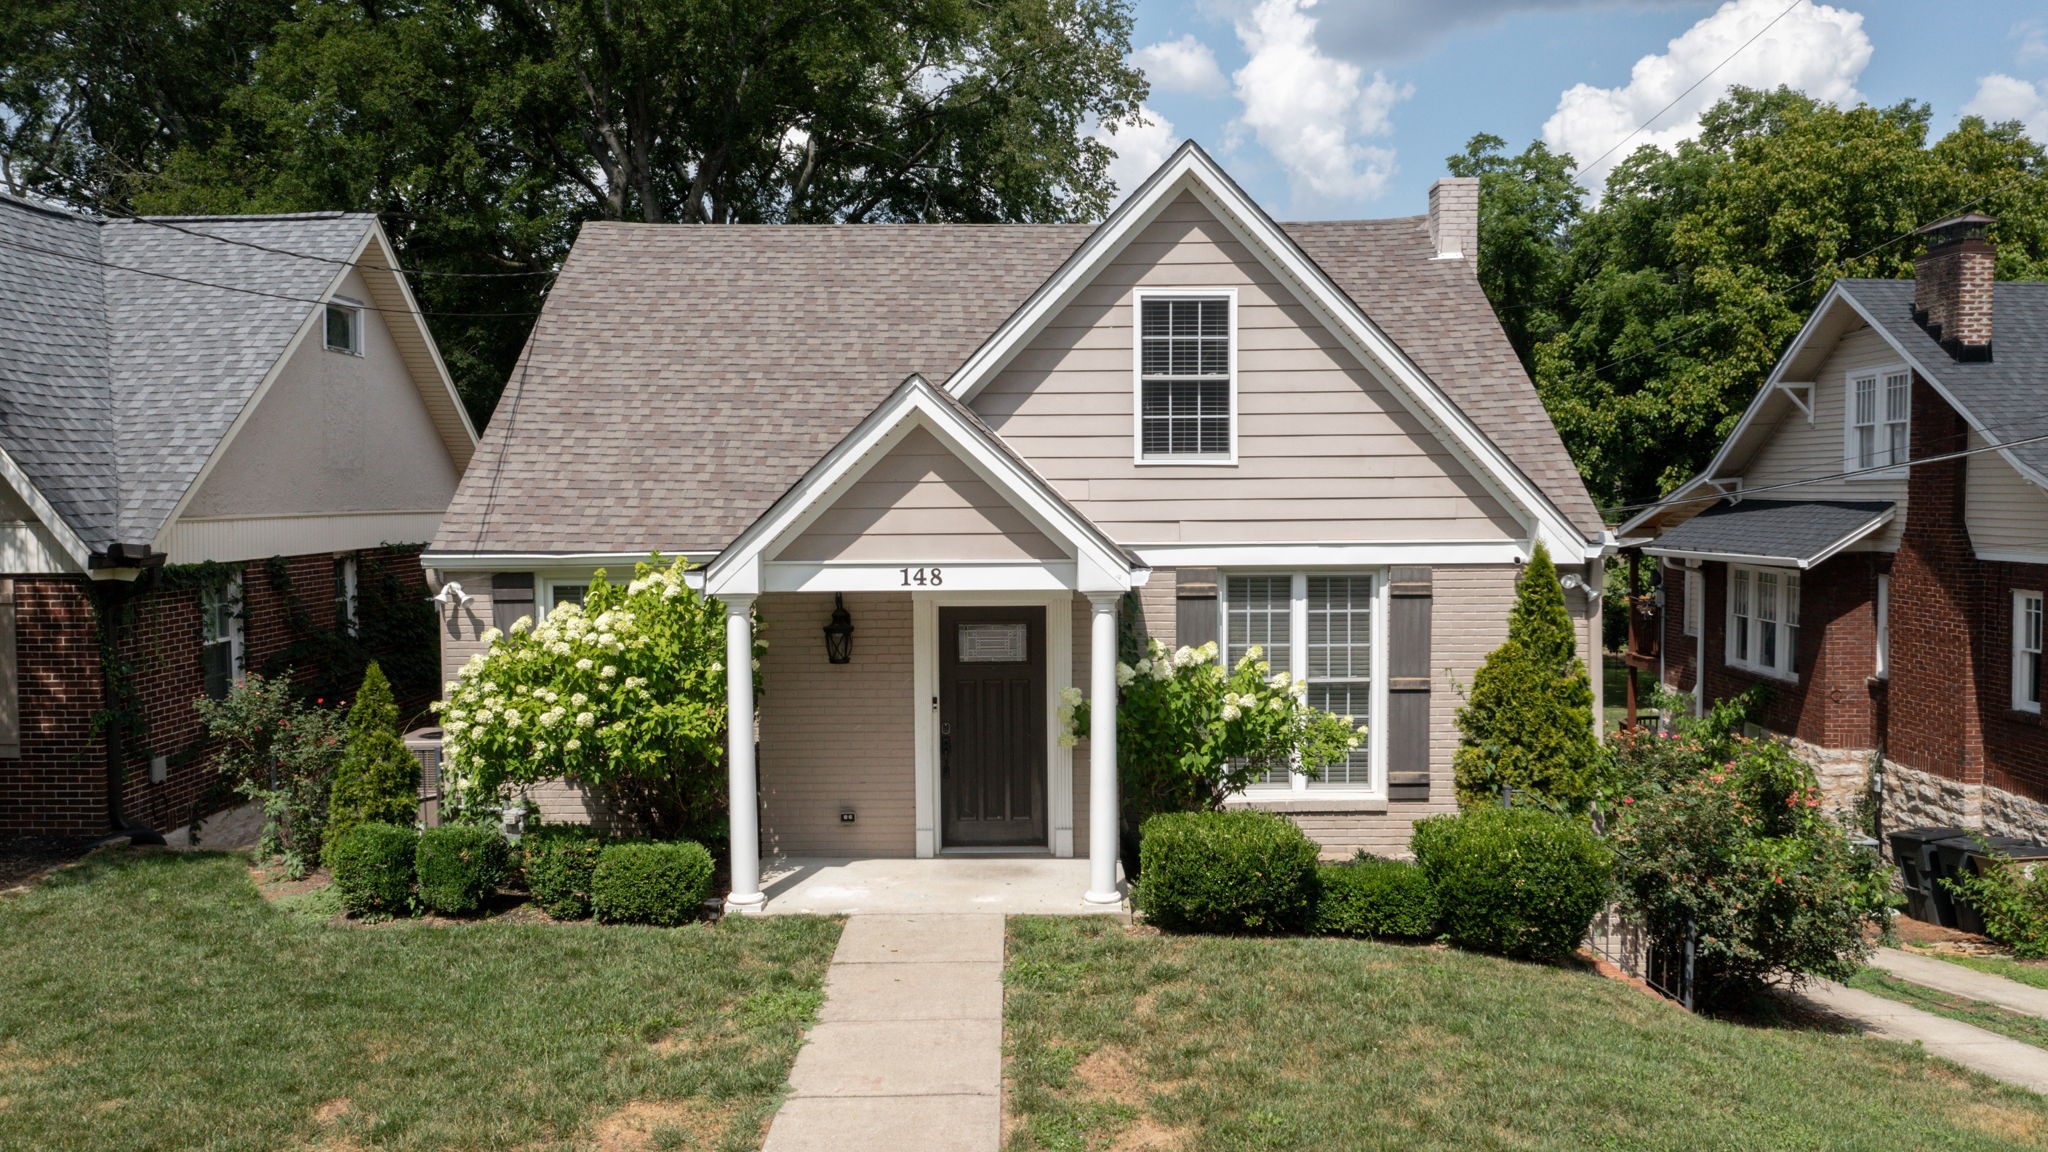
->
972, 192, 1524, 544
1741, 326, 1908, 549
1967, 432, 2048, 559
778, 427, 1064, 563
438, 573, 496, 689
756, 592, 916, 856
185, 268, 463, 520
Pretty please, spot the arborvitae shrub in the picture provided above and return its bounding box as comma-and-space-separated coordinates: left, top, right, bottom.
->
326, 662, 419, 854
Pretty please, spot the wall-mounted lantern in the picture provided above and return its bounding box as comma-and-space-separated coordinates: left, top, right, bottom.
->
823, 593, 854, 664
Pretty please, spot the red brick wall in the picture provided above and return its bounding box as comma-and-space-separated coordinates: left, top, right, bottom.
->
1659, 565, 1698, 695
1694, 553, 1883, 748
1, 578, 107, 835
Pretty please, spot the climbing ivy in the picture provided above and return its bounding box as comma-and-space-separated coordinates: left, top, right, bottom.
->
256, 547, 438, 721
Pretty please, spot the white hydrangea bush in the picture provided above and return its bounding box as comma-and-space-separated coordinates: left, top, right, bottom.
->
435, 556, 753, 834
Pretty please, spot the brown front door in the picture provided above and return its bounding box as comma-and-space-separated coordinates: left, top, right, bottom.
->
939, 606, 1047, 848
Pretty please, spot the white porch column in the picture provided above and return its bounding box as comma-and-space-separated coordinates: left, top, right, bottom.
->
723, 594, 764, 910
1084, 593, 1122, 904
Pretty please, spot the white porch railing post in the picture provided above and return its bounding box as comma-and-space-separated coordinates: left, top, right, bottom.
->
723, 594, 764, 910
1084, 593, 1122, 904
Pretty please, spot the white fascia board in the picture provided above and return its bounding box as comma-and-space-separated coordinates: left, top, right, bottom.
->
420, 551, 712, 571
942, 142, 1597, 563
0, 444, 91, 571
705, 376, 1135, 598
763, 561, 1078, 593
363, 223, 481, 452
1131, 541, 1530, 568
1831, 287, 2048, 493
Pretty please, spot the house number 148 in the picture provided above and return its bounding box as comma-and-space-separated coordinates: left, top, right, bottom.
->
899, 567, 943, 586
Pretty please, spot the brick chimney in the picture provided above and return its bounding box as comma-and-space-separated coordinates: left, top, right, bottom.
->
1912, 213, 1996, 362
1428, 177, 1478, 261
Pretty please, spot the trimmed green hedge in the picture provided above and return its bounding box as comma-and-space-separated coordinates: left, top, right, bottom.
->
590, 841, 715, 926
1134, 810, 1320, 934
1411, 806, 1611, 961
1313, 856, 1438, 939
522, 826, 606, 920
415, 826, 509, 916
328, 822, 418, 918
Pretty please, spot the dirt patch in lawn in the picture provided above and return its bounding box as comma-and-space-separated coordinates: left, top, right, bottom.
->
0, 835, 100, 891
1971, 1103, 2048, 1144
251, 862, 330, 900
1889, 918, 1999, 953
1075, 1045, 1192, 1151
589, 1099, 743, 1151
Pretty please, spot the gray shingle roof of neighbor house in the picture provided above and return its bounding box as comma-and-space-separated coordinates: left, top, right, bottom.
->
1836, 278, 2048, 483
0, 193, 377, 554
1642, 498, 1896, 568
432, 213, 1604, 558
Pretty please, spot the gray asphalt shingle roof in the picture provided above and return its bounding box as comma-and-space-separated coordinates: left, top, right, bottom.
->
1643, 498, 1896, 567
434, 213, 1602, 557
0, 194, 373, 554
1838, 279, 2048, 483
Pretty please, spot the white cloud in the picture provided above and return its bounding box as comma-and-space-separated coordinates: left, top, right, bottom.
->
1964, 74, 2048, 141
1542, 0, 1872, 190
1211, 0, 1693, 64
1090, 107, 1181, 199
1132, 35, 1228, 95
2015, 19, 2048, 65
1231, 0, 1415, 209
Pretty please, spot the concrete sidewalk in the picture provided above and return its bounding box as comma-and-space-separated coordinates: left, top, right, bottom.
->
1793, 978, 2048, 1094
1869, 947, 2048, 1019
763, 914, 1004, 1151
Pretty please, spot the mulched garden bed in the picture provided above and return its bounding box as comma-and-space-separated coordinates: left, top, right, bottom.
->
0, 834, 102, 890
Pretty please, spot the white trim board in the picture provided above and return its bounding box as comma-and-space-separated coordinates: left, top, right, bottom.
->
1132, 541, 1528, 568
0, 443, 91, 571
938, 141, 1601, 563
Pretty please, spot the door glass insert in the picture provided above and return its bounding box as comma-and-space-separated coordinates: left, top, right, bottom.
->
958, 622, 1028, 663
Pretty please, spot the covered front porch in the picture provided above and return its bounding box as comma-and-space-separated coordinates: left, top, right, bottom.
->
749, 856, 1124, 915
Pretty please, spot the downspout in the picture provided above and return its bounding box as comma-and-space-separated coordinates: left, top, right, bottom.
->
89, 543, 167, 846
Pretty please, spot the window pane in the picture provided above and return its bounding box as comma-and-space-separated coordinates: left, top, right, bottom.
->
1854, 377, 1875, 425
1227, 575, 1292, 786
1307, 681, 1370, 787
1889, 424, 1909, 468
551, 585, 587, 610
1886, 372, 1911, 422
1732, 569, 1751, 662
1306, 575, 1372, 680
1857, 426, 1876, 469
325, 304, 354, 351
1141, 299, 1170, 336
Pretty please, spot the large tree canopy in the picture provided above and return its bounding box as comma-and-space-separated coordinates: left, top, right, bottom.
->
2, 0, 1146, 423
1458, 87, 2048, 515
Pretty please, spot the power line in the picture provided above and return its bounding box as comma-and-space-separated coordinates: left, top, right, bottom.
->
1571, 0, 1808, 182
1600, 425, 2048, 522
0, 233, 543, 319
101, 208, 558, 280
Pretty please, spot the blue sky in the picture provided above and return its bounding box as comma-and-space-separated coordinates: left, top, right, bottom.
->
1099, 0, 2048, 219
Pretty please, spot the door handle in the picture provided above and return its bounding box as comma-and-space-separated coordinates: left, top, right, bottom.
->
941, 722, 952, 776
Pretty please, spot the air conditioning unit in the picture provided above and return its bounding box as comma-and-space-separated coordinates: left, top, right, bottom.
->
405, 726, 444, 828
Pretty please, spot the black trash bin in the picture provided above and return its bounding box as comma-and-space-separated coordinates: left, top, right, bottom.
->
1953, 837, 2048, 936
1889, 826, 1972, 926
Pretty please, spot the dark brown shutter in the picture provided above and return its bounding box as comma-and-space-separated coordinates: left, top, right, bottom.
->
1386, 567, 1433, 802
1175, 568, 1218, 650
491, 573, 535, 631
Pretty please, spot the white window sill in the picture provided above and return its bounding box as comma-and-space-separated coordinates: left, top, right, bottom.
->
1843, 468, 1907, 481
1223, 793, 1389, 814
1727, 660, 1798, 684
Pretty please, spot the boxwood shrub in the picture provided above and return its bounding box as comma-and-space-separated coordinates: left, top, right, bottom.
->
1134, 809, 1320, 933
590, 841, 715, 926
1313, 855, 1438, 939
415, 825, 510, 916
327, 822, 418, 918
1410, 806, 1611, 961
522, 825, 606, 920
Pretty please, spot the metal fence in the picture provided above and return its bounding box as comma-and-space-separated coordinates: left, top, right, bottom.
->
1585, 903, 1697, 1011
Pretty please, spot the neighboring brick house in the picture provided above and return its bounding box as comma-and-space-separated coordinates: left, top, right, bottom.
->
0, 194, 476, 839
424, 142, 1607, 909
1623, 215, 2048, 840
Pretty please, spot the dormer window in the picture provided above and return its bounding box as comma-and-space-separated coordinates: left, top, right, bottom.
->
324, 300, 362, 354
1136, 291, 1235, 463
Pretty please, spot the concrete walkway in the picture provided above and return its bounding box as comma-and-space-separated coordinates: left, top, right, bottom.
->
1793, 978, 2048, 1094
763, 914, 1004, 1151
1869, 947, 2048, 1019
753, 856, 1124, 916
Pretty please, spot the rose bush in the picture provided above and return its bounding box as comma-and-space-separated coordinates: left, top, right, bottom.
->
435, 557, 753, 840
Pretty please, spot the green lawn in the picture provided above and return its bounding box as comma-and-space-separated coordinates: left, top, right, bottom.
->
1908, 948, 2048, 991
0, 849, 840, 1152
1003, 917, 2048, 1152
1848, 968, 2048, 1051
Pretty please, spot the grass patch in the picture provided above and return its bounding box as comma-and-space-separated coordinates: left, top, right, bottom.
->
0, 848, 839, 1151
1908, 948, 2048, 991
1602, 652, 1659, 733
1847, 968, 2048, 1051
1003, 917, 2048, 1152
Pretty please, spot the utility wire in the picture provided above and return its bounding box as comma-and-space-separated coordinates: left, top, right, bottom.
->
0, 233, 544, 319
1571, 0, 1808, 182
100, 207, 558, 280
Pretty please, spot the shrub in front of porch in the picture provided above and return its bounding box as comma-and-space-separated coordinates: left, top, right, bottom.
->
1134, 810, 1320, 933
436, 556, 751, 841
415, 825, 510, 916
328, 821, 419, 918
1313, 856, 1439, 939
1411, 806, 1610, 961
523, 825, 606, 920
591, 841, 715, 926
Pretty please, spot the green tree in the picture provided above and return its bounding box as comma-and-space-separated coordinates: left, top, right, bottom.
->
326, 662, 420, 853
1453, 544, 1597, 810
1445, 133, 1583, 365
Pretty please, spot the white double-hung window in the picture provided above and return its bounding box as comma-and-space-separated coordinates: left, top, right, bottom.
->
1222, 572, 1381, 793
200, 573, 244, 701
2016, 590, 2044, 714
1727, 565, 1799, 680
1847, 368, 1910, 472
1136, 292, 1235, 462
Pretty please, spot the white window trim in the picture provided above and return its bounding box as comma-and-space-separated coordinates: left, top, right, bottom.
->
1724, 563, 1799, 682
1682, 568, 1703, 639
323, 297, 364, 355
1874, 573, 1890, 680
202, 572, 245, 684
539, 573, 597, 619
1843, 363, 1910, 479
335, 554, 359, 637
1217, 569, 1387, 800
1130, 286, 1238, 466
2015, 589, 2044, 715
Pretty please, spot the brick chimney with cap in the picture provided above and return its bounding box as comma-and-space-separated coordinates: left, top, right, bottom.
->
1912, 213, 1996, 362
1428, 177, 1478, 261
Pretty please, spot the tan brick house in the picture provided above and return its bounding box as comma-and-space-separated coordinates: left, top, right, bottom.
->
425, 143, 1607, 906
1623, 215, 2048, 840
0, 194, 475, 839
